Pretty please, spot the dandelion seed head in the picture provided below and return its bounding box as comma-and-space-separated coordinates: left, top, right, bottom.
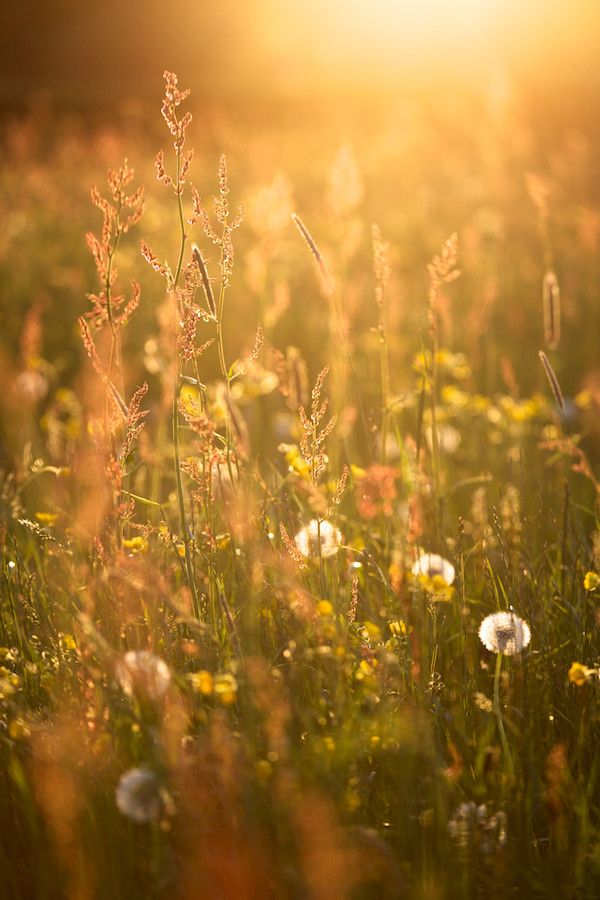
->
478, 612, 531, 655
116, 767, 171, 823
116, 651, 171, 700
294, 519, 342, 559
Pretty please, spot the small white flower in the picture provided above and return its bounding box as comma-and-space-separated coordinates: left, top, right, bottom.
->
478, 612, 531, 656
116, 651, 171, 701
448, 801, 507, 853
116, 767, 169, 823
411, 553, 455, 585
426, 424, 461, 455
294, 519, 342, 559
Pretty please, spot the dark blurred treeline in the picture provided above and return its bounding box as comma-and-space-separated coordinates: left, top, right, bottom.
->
0, 0, 248, 108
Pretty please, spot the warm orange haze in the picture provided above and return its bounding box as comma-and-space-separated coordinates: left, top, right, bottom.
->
1, 3, 600, 899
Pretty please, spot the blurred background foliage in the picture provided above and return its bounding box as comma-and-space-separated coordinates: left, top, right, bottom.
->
1, 0, 600, 461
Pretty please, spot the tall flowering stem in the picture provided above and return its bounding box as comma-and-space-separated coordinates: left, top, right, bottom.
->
157, 71, 199, 616
426, 233, 459, 533
84, 161, 145, 547
199, 154, 244, 482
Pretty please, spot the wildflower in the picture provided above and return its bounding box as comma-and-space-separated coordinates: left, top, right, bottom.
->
354, 464, 399, 520
8, 718, 30, 741
441, 385, 469, 409
122, 536, 148, 555
411, 553, 455, 586
448, 802, 507, 854
359, 621, 382, 642
478, 612, 531, 655
584, 571, 600, 592
116, 767, 173, 823
189, 670, 214, 695
473, 692, 493, 713
34, 512, 59, 527
355, 659, 378, 690
568, 662, 595, 686
278, 442, 310, 478
425, 423, 461, 455
0, 667, 20, 699
294, 519, 342, 559
317, 600, 334, 617
116, 651, 171, 701
213, 672, 238, 705
231, 359, 278, 400
59, 633, 77, 652
14, 369, 49, 404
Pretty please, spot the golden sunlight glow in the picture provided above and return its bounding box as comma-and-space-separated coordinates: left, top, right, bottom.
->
255, 0, 597, 93
328, 0, 502, 41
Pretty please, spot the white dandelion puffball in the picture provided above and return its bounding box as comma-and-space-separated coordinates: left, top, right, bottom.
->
116, 768, 164, 823
426, 424, 461, 455
478, 612, 531, 656
210, 459, 239, 498
116, 651, 171, 700
294, 519, 342, 559
411, 553, 455, 585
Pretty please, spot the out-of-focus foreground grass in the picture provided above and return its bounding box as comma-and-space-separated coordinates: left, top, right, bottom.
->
1, 73, 600, 899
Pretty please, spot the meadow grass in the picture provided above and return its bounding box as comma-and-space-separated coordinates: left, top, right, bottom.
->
1, 72, 600, 899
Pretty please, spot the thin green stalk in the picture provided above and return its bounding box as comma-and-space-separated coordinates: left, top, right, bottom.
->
493, 651, 515, 779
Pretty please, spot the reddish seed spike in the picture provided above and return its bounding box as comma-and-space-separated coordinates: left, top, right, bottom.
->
543, 269, 561, 351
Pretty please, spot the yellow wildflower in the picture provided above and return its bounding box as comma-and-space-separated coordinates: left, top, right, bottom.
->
317, 600, 334, 617
568, 662, 594, 686
123, 536, 148, 554
189, 670, 214, 695
584, 572, 600, 592
359, 621, 382, 642
213, 672, 238, 705
8, 718, 30, 741
35, 512, 59, 526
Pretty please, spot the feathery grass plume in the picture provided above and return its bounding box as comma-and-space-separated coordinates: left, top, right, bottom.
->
274, 345, 309, 411
299, 365, 337, 483
543, 269, 561, 351
349, 573, 359, 623
291, 212, 334, 295
539, 435, 600, 493
427, 232, 460, 315
86, 161, 144, 340
538, 350, 565, 411
279, 522, 308, 567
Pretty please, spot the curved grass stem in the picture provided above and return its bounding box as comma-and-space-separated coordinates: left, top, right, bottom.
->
494, 652, 515, 780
